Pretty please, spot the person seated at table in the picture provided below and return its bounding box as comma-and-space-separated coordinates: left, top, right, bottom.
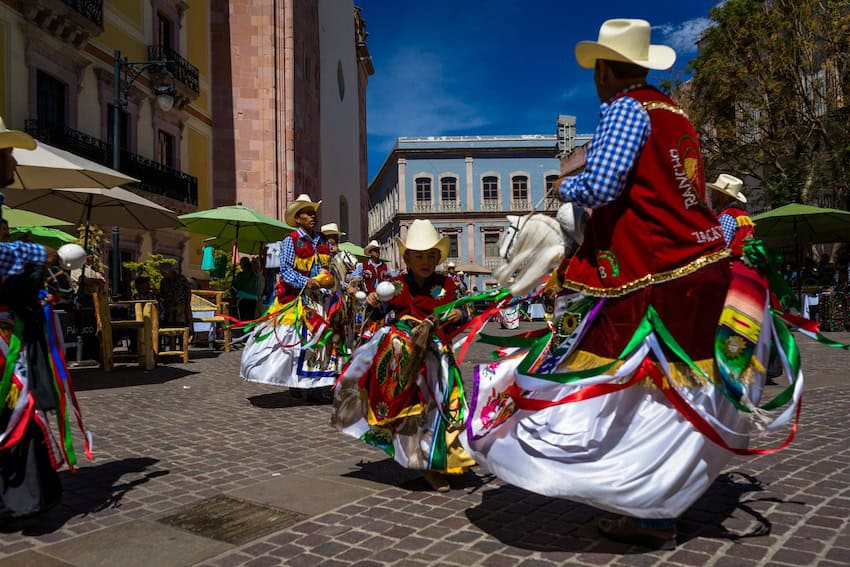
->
70, 248, 106, 304
233, 256, 260, 321
158, 263, 192, 326
132, 276, 157, 301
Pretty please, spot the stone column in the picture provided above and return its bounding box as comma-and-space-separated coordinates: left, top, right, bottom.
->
397, 158, 407, 213
467, 222, 475, 262
465, 156, 474, 212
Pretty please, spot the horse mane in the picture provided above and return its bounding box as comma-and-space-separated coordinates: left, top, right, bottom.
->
496, 213, 565, 296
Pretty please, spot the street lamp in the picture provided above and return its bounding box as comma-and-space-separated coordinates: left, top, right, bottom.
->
110, 49, 176, 296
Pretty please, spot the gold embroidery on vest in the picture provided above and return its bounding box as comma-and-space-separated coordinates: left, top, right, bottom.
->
642, 100, 689, 118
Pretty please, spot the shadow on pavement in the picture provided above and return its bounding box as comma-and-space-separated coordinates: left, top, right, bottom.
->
465, 471, 794, 554
70, 366, 197, 391
341, 458, 423, 487
248, 389, 333, 408
10, 457, 167, 536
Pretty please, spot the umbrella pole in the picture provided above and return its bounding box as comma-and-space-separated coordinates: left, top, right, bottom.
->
230, 223, 240, 312
111, 227, 120, 298
794, 217, 802, 309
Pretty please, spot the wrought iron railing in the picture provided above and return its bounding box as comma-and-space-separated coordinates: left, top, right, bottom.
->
63, 0, 103, 28
25, 119, 198, 205
147, 45, 199, 94
510, 199, 530, 211
481, 198, 501, 212
413, 201, 433, 214
484, 257, 505, 271
440, 200, 461, 212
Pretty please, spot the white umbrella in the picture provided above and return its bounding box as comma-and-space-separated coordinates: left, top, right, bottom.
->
8, 141, 138, 189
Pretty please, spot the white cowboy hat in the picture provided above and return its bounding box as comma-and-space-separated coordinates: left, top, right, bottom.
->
707, 174, 747, 204
320, 222, 345, 237
284, 193, 322, 226
575, 19, 676, 71
397, 219, 449, 263
364, 239, 381, 254
446, 261, 456, 269
0, 116, 36, 150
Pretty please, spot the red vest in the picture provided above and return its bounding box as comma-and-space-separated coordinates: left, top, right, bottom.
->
721, 206, 754, 257
564, 87, 727, 297
276, 231, 331, 302
386, 273, 456, 321
362, 260, 388, 292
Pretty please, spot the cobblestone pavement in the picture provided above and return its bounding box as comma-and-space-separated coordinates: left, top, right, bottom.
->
1, 325, 849, 566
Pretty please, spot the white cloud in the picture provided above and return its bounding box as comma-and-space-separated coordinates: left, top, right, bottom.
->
655, 17, 713, 55
367, 48, 491, 139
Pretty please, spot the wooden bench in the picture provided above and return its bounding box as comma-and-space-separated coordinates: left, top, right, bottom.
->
93, 292, 156, 371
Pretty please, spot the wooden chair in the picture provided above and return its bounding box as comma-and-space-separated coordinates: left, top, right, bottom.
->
92, 292, 156, 372
155, 317, 190, 363
191, 290, 231, 352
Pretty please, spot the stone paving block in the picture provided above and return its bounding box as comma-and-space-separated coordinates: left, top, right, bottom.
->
227, 472, 373, 516
1, 550, 74, 567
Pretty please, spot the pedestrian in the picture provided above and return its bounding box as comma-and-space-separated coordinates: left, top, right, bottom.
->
0, 117, 91, 526
332, 219, 474, 492
232, 256, 260, 321
707, 174, 752, 254
463, 19, 796, 550
240, 194, 340, 399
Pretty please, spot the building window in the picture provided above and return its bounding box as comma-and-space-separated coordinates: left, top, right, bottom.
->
484, 233, 500, 258
441, 177, 457, 202
415, 177, 431, 202
512, 175, 528, 201
158, 13, 174, 50
545, 174, 560, 193
107, 105, 130, 150
447, 234, 459, 259
158, 129, 176, 168
36, 70, 67, 129
339, 196, 349, 236
482, 176, 498, 200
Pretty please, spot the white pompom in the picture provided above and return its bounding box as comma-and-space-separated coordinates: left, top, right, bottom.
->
354, 291, 367, 302
375, 281, 396, 302
57, 243, 87, 271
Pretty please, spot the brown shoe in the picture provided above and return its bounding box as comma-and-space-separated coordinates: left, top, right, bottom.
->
423, 471, 451, 492
598, 516, 677, 550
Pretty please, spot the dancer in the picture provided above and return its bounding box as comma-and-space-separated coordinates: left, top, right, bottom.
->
0, 119, 91, 526
707, 174, 752, 254
360, 240, 388, 292
240, 194, 340, 398
332, 219, 474, 492
464, 19, 801, 550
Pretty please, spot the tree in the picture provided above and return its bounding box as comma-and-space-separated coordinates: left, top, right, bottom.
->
689, 0, 850, 208
123, 253, 176, 292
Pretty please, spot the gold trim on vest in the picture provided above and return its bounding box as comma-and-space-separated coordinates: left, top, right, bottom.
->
642, 100, 689, 118
563, 249, 730, 297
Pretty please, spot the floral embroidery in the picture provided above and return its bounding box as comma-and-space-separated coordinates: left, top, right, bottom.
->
429, 285, 446, 300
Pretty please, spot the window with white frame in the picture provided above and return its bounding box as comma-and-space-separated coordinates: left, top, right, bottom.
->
447, 234, 459, 259
483, 232, 500, 257
441, 176, 457, 201
512, 175, 528, 201
415, 177, 431, 202
482, 176, 498, 200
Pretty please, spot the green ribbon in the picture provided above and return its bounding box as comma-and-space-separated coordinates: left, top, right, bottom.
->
742, 238, 798, 310
0, 317, 24, 410
433, 287, 511, 319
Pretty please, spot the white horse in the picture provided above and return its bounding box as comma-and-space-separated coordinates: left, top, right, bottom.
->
496, 203, 587, 297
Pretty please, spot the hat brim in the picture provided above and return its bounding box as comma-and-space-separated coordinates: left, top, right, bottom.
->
0, 131, 37, 151
364, 245, 380, 253
396, 235, 449, 264
284, 200, 321, 227
574, 41, 676, 70
707, 183, 747, 204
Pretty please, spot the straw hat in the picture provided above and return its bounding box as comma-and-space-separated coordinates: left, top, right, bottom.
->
284, 194, 321, 226
707, 174, 747, 203
321, 222, 345, 237
364, 239, 381, 254
447, 261, 456, 269
396, 219, 449, 263
0, 116, 36, 150
575, 19, 676, 70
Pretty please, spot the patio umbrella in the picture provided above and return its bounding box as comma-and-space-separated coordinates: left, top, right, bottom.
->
9, 226, 76, 249
9, 141, 138, 189
753, 203, 850, 245
2, 205, 70, 228
204, 235, 265, 255
456, 262, 492, 275
339, 241, 367, 260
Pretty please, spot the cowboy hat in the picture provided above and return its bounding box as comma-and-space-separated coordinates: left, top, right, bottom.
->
320, 222, 345, 237
446, 261, 456, 269
0, 116, 36, 150
364, 239, 381, 254
396, 219, 449, 263
284, 193, 322, 226
575, 19, 676, 71
707, 174, 747, 204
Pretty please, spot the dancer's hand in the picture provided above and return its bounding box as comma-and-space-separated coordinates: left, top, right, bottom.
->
304, 278, 321, 290
444, 308, 463, 325
366, 291, 379, 307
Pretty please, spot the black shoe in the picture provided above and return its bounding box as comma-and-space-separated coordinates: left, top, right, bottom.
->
598, 516, 677, 550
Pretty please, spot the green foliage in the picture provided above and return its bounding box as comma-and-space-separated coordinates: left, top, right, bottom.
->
123, 253, 177, 293
689, 0, 850, 208
76, 224, 104, 272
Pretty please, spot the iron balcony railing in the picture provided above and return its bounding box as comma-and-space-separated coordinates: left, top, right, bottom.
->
25, 119, 198, 205
413, 201, 433, 214
481, 198, 501, 212
147, 44, 199, 94
440, 200, 461, 213
484, 257, 505, 271
63, 0, 103, 28
510, 199, 530, 211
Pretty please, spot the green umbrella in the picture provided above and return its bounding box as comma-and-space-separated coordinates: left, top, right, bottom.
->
9, 226, 76, 249
2, 205, 70, 228
339, 241, 367, 260
204, 235, 266, 255
753, 203, 850, 245
179, 204, 294, 244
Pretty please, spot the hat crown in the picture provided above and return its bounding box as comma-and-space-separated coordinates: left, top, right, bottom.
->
598, 19, 650, 60
708, 173, 747, 203
403, 219, 440, 251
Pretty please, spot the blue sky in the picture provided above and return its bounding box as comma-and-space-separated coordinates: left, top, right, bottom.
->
360, 0, 723, 181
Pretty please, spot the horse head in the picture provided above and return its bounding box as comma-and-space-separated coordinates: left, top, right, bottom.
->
499, 215, 527, 261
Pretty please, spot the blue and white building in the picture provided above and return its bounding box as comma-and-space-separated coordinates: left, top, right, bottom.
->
368, 131, 590, 290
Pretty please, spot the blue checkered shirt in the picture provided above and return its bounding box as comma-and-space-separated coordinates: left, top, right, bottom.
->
559, 88, 651, 208
279, 228, 323, 288
718, 213, 738, 247
0, 241, 47, 276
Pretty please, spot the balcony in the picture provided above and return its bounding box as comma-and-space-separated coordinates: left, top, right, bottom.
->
147, 45, 200, 97
25, 119, 198, 205
484, 257, 505, 271
481, 198, 501, 212
543, 197, 560, 211
510, 199, 530, 211
440, 200, 461, 213
413, 201, 433, 214
22, 0, 103, 48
